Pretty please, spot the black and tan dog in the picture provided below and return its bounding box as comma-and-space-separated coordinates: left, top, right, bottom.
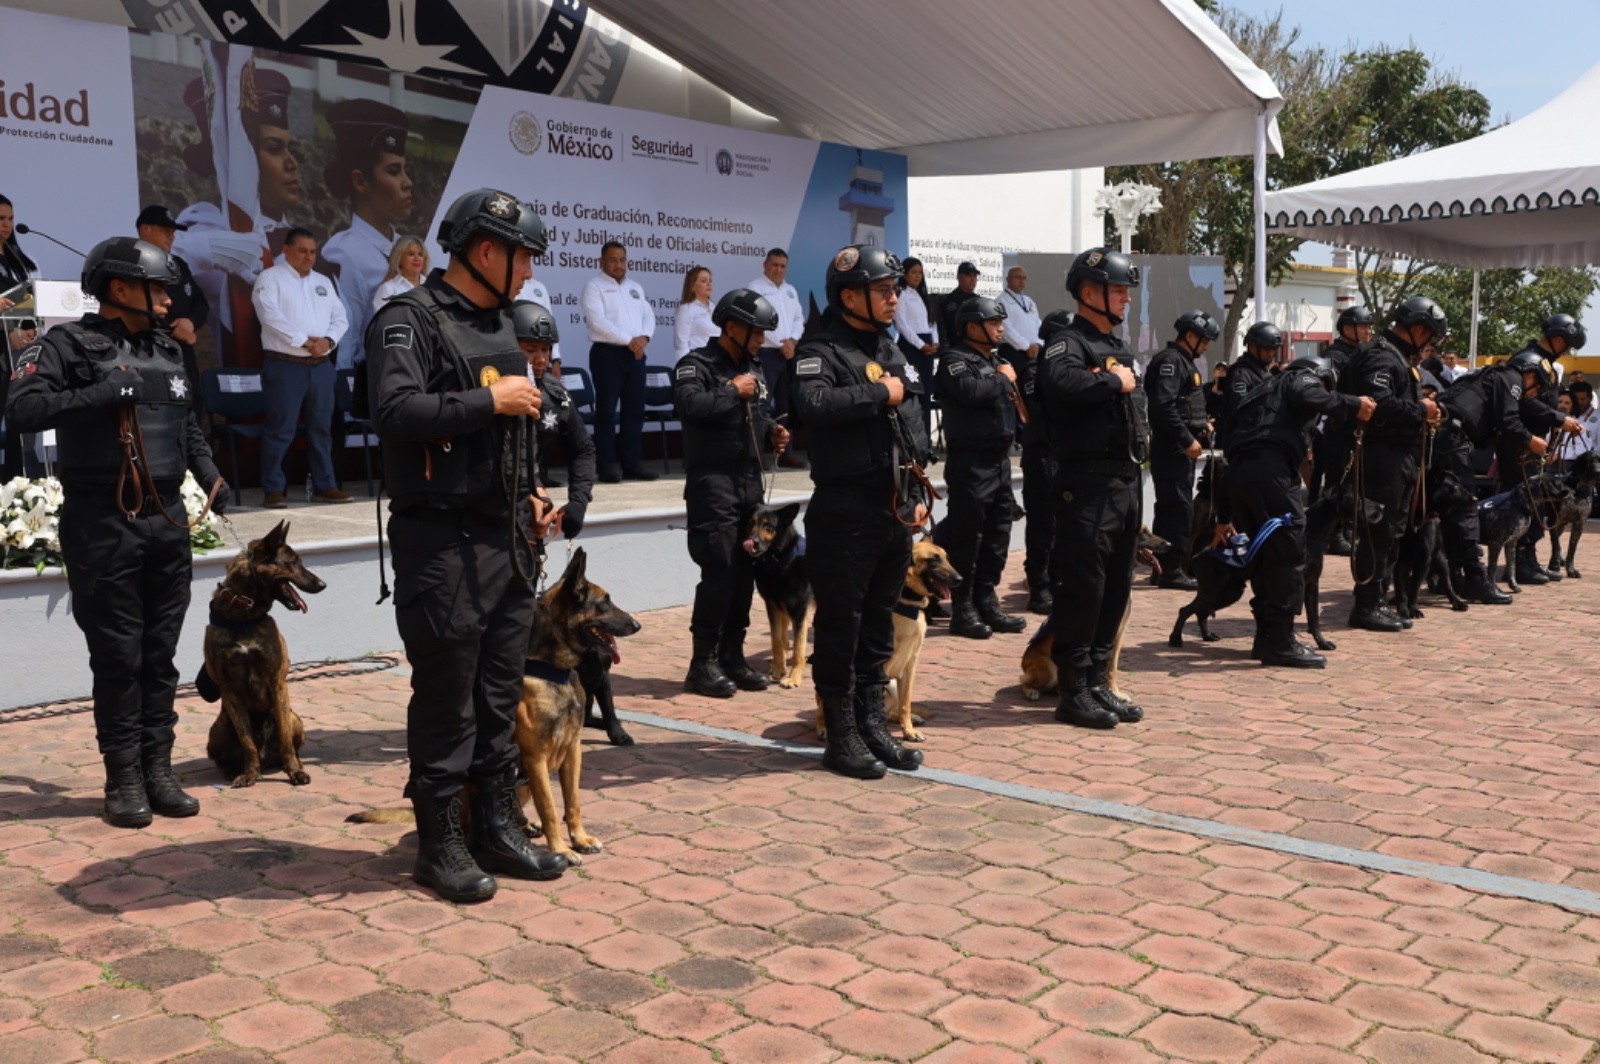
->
1488, 473, 1572, 593
813, 540, 959, 743
1021, 528, 1167, 703
1546, 450, 1600, 578
744, 502, 812, 689
200, 520, 326, 787
516, 548, 640, 864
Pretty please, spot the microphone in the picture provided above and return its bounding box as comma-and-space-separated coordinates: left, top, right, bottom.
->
15, 224, 87, 258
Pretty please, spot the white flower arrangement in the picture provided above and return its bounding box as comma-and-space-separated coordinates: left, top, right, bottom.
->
0, 473, 223, 571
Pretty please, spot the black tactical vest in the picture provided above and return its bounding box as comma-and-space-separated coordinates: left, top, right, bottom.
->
677, 349, 767, 472
381, 286, 531, 512
53, 322, 192, 483
1439, 366, 1500, 447
940, 342, 1015, 450
800, 325, 922, 487
1226, 367, 1320, 464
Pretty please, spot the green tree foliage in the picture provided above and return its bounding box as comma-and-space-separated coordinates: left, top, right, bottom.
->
1410, 266, 1599, 357
1109, 8, 1490, 351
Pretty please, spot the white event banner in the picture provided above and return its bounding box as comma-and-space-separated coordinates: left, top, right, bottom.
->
0, 6, 139, 284
433, 86, 821, 371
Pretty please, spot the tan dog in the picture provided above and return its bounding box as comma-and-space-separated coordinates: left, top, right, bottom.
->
744, 502, 813, 688
1021, 528, 1168, 702
815, 540, 960, 742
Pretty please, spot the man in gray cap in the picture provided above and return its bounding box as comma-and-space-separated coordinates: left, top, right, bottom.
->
937, 261, 982, 352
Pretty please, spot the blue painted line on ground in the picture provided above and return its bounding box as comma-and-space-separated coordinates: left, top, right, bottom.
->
615, 708, 1600, 916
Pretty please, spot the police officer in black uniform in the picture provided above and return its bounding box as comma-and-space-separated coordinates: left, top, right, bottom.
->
6, 237, 225, 828
1504, 314, 1587, 584
512, 301, 595, 541
1019, 310, 1072, 614
1342, 296, 1445, 631
1217, 356, 1374, 667
1038, 248, 1148, 730
794, 246, 931, 778
367, 188, 568, 903
1434, 351, 1544, 605
134, 206, 210, 400
1215, 322, 1281, 443
673, 288, 787, 698
1145, 310, 1220, 588
935, 295, 1026, 639
1310, 305, 1373, 506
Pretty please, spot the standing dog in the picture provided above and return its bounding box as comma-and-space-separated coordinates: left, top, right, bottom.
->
202, 521, 326, 787
813, 540, 959, 743
1486, 474, 1572, 593
745, 502, 812, 689
1547, 451, 1600, 578
1390, 469, 1476, 620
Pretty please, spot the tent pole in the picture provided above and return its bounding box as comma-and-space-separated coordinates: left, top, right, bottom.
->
1469, 269, 1480, 367
1254, 107, 1268, 325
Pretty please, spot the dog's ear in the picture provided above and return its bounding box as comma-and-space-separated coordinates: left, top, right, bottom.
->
562, 547, 589, 593
777, 501, 802, 525
258, 520, 289, 554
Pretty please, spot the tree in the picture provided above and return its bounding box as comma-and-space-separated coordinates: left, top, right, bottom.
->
1108, 9, 1490, 351
1409, 266, 1599, 358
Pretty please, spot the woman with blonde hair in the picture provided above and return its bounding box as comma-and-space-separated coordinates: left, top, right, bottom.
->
371, 235, 428, 311
673, 264, 716, 361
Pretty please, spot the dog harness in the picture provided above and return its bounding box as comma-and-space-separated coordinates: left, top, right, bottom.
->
523, 658, 574, 685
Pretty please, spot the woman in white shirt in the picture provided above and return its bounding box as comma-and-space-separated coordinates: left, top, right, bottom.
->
673, 265, 716, 360
1564, 381, 1600, 459
371, 235, 428, 312
894, 257, 940, 440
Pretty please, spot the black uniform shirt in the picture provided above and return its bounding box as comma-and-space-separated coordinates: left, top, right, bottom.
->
1323, 337, 1359, 373
672, 339, 775, 472
1343, 331, 1426, 447
936, 339, 1016, 450
163, 253, 211, 336
1442, 363, 1531, 450
1038, 316, 1141, 465
1145, 342, 1207, 449
1508, 342, 1566, 435
535, 372, 596, 508
937, 288, 974, 350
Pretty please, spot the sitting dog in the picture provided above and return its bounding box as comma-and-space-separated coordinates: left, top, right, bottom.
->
516, 548, 639, 864
1390, 469, 1476, 620
1170, 486, 1381, 652
1486, 473, 1572, 593
745, 501, 812, 689
201, 521, 326, 787
1547, 451, 1600, 578
1020, 528, 1167, 702
813, 540, 959, 742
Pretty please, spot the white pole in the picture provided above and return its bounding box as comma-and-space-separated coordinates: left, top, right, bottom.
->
1253, 108, 1268, 324
1469, 268, 1481, 367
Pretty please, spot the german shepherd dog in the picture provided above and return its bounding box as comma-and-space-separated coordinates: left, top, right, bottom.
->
813, 540, 959, 743
1487, 473, 1572, 593
1169, 486, 1381, 652
1020, 528, 1167, 702
744, 502, 812, 689
202, 521, 326, 787
1546, 451, 1600, 578
1390, 468, 1476, 620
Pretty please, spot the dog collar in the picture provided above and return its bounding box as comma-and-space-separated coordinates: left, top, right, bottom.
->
208, 603, 264, 633
524, 658, 574, 685
782, 535, 807, 562
893, 600, 924, 620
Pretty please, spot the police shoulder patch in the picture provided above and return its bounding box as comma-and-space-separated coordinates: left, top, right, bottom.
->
1159, 362, 1176, 376
1372, 371, 1390, 388
946, 360, 969, 377
1511, 384, 1523, 399
382, 324, 414, 350
15, 344, 41, 368
674, 364, 696, 380
796, 357, 823, 376
1043, 340, 1067, 360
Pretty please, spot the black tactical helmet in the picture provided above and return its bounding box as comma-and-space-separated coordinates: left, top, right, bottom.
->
1243, 321, 1283, 351
1066, 247, 1140, 298
511, 300, 560, 344
437, 188, 549, 256
1392, 296, 1448, 341
1507, 348, 1556, 391
1336, 305, 1375, 333
712, 288, 779, 331
825, 245, 903, 307
1174, 309, 1220, 343
956, 295, 1008, 326
1290, 355, 1338, 388
82, 237, 180, 297
1039, 309, 1074, 342
1542, 313, 1587, 351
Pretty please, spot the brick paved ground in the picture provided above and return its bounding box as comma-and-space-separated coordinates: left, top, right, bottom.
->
4, 551, 1600, 1063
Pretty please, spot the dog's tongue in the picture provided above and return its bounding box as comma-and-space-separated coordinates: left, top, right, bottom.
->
742, 539, 757, 556
284, 584, 308, 613
599, 629, 620, 666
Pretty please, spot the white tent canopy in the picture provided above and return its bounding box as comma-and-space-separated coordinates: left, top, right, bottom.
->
595, 0, 1282, 177
1264, 61, 1600, 269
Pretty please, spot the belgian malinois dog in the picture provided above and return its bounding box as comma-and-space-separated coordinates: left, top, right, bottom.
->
744, 501, 813, 689
202, 520, 326, 787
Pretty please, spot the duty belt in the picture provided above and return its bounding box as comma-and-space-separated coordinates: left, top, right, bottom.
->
1061, 458, 1140, 478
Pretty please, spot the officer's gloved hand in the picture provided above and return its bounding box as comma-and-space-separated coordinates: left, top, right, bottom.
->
561, 502, 586, 540
206, 479, 228, 516
101, 369, 143, 406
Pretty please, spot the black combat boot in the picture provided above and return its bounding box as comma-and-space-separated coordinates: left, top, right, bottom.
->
1258, 621, 1326, 669
1026, 583, 1053, 615
1327, 524, 1354, 557
949, 590, 992, 640
1086, 663, 1143, 723
819, 694, 887, 780
141, 743, 199, 818
103, 747, 153, 829
1348, 594, 1405, 632
1054, 667, 1118, 729
683, 638, 737, 698
1156, 562, 1199, 591
854, 686, 922, 770
468, 773, 569, 881
411, 789, 497, 903
719, 637, 771, 692
1461, 566, 1511, 605
1515, 540, 1553, 585
975, 588, 1027, 634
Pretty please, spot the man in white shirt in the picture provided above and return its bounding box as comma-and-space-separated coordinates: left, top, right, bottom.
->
747, 247, 807, 467
517, 276, 562, 369
998, 266, 1042, 373
251, 228, 351, 507
1439, 350, 1467, 383
581, 241, 657, 481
